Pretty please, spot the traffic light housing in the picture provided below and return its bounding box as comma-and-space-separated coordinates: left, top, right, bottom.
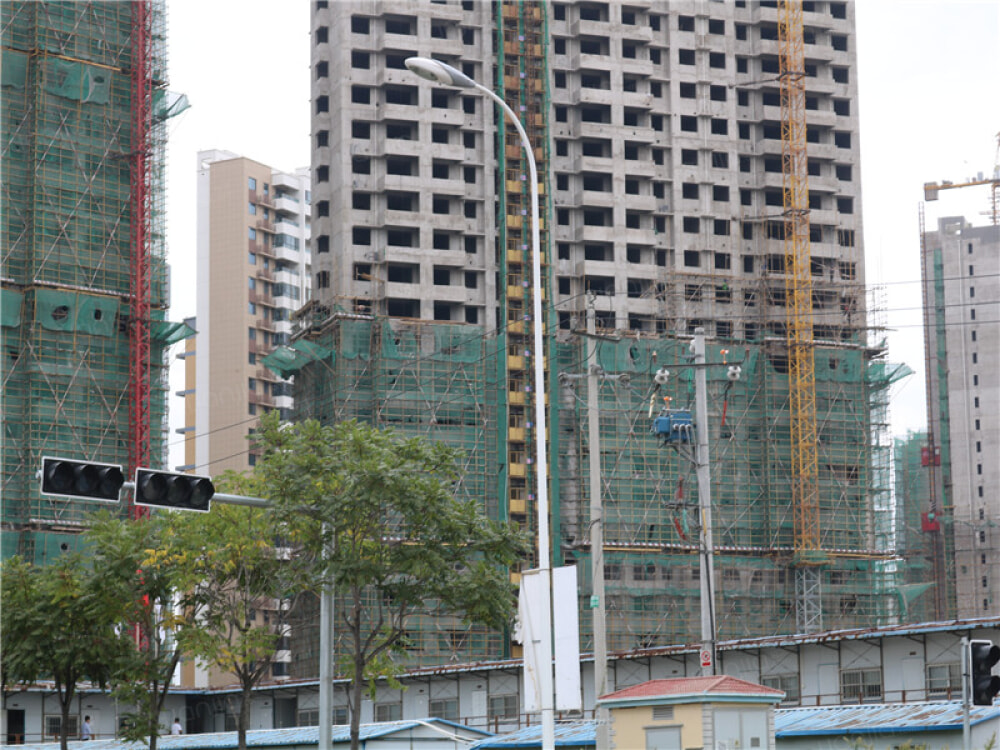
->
134, 468, 214, 512
40, 457, 124, 502
970, 639, 1000, 706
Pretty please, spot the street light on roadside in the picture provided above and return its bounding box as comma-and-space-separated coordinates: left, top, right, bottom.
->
405, 57, 555, 750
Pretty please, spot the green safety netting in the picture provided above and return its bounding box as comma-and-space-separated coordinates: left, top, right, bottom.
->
262, 339, 334, 379
34, 288, 118, 336
338, 320, 373, 360
868, 361, 914, 387
152, 319, 195, 345
43, 57, 111, 104
894, 582, 935, 617
431, 325, 483, 362
1, 288, 24, 328
155, 90, 190, 120
1, 50, 28, 89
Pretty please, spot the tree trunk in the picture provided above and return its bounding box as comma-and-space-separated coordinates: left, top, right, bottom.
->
58, 683, 74, 750
238, 682, 252, 750
349, 654, 365, 750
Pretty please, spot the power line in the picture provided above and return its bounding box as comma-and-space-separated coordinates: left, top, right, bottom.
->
172, 281, 997, 465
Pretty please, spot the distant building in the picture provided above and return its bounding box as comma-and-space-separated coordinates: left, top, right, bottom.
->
181, 151, 310, 475
921, 216, 1000, 618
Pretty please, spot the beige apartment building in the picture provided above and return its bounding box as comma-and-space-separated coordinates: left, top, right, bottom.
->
178, 150, 310, 476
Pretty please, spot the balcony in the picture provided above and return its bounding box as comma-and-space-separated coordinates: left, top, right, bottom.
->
257, 367, 281, 383
250, 189, 274, 208
249, 239, 276, 259
249, 390, 275, 407
274, 195, 301, 215
248, 288, 273, 306
273, 243, 300, 264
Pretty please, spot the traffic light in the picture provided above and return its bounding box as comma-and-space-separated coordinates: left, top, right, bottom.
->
40, 457, 124, 502
970, 639, 1000, 706
134, 468, 215, 512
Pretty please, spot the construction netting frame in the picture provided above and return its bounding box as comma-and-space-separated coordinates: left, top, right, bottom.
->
282, 310, 913, 668
1, 1, 171, 562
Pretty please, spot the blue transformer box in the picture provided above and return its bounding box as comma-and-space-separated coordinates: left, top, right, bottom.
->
651, 410, 694, 443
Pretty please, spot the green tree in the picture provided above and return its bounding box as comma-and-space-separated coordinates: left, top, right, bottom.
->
252, 414, 529, 750
163, 500, 312, 750
85, 512, 185, 750
1, 552, 131, 750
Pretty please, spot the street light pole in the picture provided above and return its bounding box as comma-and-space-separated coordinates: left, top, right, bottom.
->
405, 57, 555, 750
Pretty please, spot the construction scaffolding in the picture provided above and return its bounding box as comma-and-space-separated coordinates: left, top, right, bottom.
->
559, 330, 909, 650
1, 1, 177, 562
496, 0, 553, 567
274, 305, 912, 668
894, 432, 952, 625
269, 312, 506, 673
270, 0, 917, 673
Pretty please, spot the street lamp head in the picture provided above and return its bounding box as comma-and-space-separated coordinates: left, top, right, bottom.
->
405, 57, 476, 89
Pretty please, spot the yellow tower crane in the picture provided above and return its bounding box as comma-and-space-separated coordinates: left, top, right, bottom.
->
923, 131, 1000, 225
778, 0, 824, 633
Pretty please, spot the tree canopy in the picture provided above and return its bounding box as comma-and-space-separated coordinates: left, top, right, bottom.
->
250, 413, 529, 750
1, 550, 132, 750
163, 500, 312, 750
85, 512, 187, 750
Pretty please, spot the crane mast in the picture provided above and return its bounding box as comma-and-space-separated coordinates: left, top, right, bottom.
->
128, 0, 155, 520
779, 0, 824, 632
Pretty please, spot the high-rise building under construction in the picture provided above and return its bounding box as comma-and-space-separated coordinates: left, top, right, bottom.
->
922, 215, 1000, 620
1, 2, 185, 560
276, 0, 913, 673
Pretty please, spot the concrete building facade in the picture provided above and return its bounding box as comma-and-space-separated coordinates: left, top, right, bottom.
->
922, 216, 1000, 619
310, 0, 865, 337
181, 151, 311, 475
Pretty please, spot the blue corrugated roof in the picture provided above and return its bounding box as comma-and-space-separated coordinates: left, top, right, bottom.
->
470, 721, 596, 748
775, 701, 1000, 736
13, 719, 491, 750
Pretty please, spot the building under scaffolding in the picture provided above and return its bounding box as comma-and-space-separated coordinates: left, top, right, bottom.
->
1, 1, 184, 561
293, 0, 917, 674
894, 431, 954, 625
269, 309, 910, 672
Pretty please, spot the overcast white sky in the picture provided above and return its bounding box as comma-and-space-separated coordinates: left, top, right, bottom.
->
162, 1, 1000, 468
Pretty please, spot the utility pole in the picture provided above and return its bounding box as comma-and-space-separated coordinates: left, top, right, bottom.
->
692, 329, 717, 676
586, 299, 610, 750
651, 329, 727, 675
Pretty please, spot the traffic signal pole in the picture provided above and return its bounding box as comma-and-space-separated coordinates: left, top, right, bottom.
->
123, 483, 269, 508
963, 636, 971, 750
